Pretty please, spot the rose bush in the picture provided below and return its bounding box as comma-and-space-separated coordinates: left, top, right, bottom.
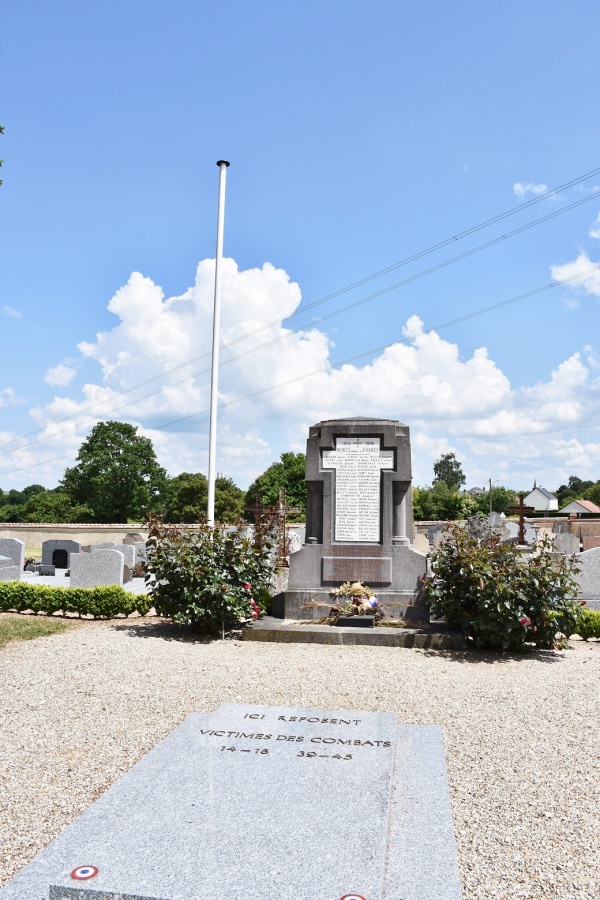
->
144, 514, 276, 635
423, 524, 584, 651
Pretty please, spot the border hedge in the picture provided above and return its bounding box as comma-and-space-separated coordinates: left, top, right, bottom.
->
0, 581, 151, 619
577, 607, 600, 640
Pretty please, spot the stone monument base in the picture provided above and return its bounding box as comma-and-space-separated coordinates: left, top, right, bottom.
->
279, 543, 429, 622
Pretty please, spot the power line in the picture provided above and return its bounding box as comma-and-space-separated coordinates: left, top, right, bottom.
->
1, 165, 598, 454
2, 263, 597, 479
2, 187, 598, 459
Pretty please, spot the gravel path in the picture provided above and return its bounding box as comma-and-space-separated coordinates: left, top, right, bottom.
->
0, 617, 599, 899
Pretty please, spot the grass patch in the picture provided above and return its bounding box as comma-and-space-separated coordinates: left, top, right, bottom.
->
0, 615, 74, 649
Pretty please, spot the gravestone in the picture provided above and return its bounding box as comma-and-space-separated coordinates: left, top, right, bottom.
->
0, 555, 20, 582
69, 549, 124, 588
0, 703, 461, 900
573, 547, 600, 608
281, 418, 428, 621
42, 540, 81, 568
132, 542, 147, 564
91, 542, 135, 569
0, 537, 25, 572
123, 532, 144, 546
553, 533, 580, 555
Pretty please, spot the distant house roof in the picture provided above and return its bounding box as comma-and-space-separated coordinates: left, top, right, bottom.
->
560, 499, 600, 514
536, 486, 556, 501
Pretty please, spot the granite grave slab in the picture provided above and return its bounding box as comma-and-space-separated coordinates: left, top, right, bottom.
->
0, 703, 462, 900
574, 547, 600, 607
0, 537, 25, 572
69, 549, 124, 588
0, 555, 20, 582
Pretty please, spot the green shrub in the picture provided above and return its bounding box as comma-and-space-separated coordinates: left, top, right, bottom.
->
423, 525, 584, 651
145, 514, 276, 635
576, 607, 600, 640
0, 581, 150, 618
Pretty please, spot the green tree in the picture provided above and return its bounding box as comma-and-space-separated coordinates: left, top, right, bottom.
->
475, 486, 518, 516
555, 475, 595, 507
413, 482, 475, 521
245, 452, 307, 521
432, 452, 466, 490
61, 421, 167, 523
21, 489, 93, 523
163, 472, 244, 523
582, 481, 600, 508
0, 484, 46, 522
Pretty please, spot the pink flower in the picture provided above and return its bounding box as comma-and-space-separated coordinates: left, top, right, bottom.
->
519, 616, 532, 626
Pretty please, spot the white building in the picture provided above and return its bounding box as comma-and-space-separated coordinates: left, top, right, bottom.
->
523, 484, 558, 512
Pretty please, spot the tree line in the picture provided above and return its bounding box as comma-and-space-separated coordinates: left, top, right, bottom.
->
2, 426, 599, 524
0, 421, 307, 524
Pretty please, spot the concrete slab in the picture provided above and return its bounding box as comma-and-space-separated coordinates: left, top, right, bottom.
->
243, 616, 466, 649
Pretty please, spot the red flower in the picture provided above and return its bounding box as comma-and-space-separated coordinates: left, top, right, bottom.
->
580, 600, 587, 606
242, 582, 252, 590
519, 616, 532, 626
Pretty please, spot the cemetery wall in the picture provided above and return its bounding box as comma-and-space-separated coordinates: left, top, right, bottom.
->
0, 523, 152, 547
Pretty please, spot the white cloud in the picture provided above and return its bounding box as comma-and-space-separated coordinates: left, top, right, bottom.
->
0, 388, 19, 408
589, 212, 600, 240
513, 182, 548, 199
44, 363, 78, 387
551, 251, 600, 298
2, 305, 23, 318
2, 257, 600, 491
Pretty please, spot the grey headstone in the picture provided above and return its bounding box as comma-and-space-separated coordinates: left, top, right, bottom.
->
554, 533, 580, 554
0, 555, 20, 581
38, 565, 56, 576
42, 540, 81, 568
0, 704, 461, 900
132, 542, 147, 564
69, 549, 124, 588
91, 542, 135, 569
574, 547, 600, 602
0, 538, 25, 571
123, 532, 144, 546
505, 521, 519, 539
123, 564, 132, 584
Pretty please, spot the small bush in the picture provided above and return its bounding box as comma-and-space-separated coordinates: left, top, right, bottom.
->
0, 581, 151, 618
423, 525, 584, 651
145, 514, 276, 635
576, 608, 600, 641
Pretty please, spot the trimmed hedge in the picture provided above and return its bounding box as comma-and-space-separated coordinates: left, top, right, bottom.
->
577, 608, 600, 641
0, 581, 151, 619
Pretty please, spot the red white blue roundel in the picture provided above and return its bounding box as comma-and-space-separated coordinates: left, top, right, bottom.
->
71, 866, 98, 880
339, 895, 367, 900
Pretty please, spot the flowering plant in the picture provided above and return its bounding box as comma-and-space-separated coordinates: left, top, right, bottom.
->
144, 514, 274, 635
423, 525, 584, 651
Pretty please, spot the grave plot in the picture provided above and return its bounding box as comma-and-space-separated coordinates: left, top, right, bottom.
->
0, 704, 462, 900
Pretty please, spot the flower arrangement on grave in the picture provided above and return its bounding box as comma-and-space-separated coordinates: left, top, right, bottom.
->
323, 581, 385, 625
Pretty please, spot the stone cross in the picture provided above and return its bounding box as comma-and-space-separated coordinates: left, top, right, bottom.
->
322, 437, 394, 542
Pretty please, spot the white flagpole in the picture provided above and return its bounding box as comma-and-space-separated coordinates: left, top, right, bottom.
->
207, 159, 230, 526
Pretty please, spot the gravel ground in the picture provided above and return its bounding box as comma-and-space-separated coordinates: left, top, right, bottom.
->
0, 617, 599, 899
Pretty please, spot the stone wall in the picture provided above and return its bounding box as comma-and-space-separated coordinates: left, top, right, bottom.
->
0, 523, 152, 548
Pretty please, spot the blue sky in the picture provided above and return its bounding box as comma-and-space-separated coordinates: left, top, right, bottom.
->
1, 0, 600, 493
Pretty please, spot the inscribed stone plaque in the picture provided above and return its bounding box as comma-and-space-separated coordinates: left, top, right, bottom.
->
0, 704, 462, 900
322, 437, 394, 542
